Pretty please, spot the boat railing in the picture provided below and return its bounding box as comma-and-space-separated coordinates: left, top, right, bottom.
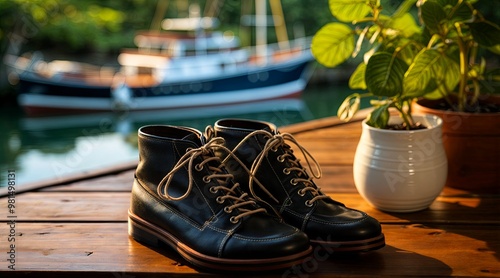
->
246, 36, 313, 65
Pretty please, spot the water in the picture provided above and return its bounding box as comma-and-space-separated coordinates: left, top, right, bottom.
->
0, 84, 364, 187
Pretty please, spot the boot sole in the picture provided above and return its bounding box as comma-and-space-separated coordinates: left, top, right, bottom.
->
310, 233, 385, 252
128, 210, 312, 271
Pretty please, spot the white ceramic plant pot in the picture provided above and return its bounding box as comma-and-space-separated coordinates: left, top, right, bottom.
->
353, 114, 448, 213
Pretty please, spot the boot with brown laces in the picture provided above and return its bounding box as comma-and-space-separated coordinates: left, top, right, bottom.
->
208, 119, 385, 252
129, 125, 311, 271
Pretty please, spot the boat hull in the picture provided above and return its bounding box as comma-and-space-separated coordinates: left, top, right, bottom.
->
17, 55, 314, 115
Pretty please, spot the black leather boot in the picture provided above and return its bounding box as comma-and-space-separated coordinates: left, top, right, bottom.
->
209, 119, 385, 252
129, 125, 311, 271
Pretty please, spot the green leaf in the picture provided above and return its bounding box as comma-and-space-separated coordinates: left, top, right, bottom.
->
388, 13, 421, 38
366, 103, 391, 129
329, 0, 372, 23
337, 93, 361, 121
365, 52, 408, 97
404, 49, 460, 98
349, 63, 367, 89
420, 1, 447, 34
468, 21, 500, 47
404, 49, 441, 97
446, 0, 473, 22
422, 79, 443, 100
436, 0, 458, 6
397, 38, 423, 65
488, 44, 500, 55
311, 23, 355, 68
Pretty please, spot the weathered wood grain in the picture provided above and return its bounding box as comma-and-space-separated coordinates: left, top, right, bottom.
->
41, 169, 136, 192
1, 223, 498, 277
2, 191, 498, 226
1, 111, 498, 277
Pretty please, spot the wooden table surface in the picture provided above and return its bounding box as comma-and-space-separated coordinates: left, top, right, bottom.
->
1, 115, 499, 277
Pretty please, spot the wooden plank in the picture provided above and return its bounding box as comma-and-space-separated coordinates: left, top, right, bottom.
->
290, 139, 358, 165
289, 121, 362, 139
0, 223, 198, 275
41, 169, 136, 192
3, 191, 499, 225
340, 194, 500, 225
280, 108, 369, 135
0, 161, 137, 197
283, 119, 362, 166
1, 223, 498, 277
0, 192, 130, 222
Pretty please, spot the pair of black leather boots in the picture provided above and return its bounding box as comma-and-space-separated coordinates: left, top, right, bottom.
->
128, 118, 385, 271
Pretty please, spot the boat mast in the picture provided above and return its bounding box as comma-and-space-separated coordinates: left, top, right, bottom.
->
251, 0, 291, 64
255, 0, 268, 64
269, 0, 289, 50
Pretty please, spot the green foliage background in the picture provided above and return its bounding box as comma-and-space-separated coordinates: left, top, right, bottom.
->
0, 0, 333, 54
0, 0, 497, 99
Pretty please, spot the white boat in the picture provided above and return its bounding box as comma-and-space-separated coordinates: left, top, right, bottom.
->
12, 0, 315, 115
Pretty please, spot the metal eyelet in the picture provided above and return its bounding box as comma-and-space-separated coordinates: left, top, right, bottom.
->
209, 186, 218, 194
305, 200, 314, 207
230, 216, 240, 224
298, 189, 305, 196
186, 147, 193, 152
283, 168, 291, 175
195, 164, 203, 171
290, 178, 298, 185
271, 147, 278, 152
277, 155, 285, 162
224, 207, 233, 213
203, 176, 211, 183
216, 196, 224, 204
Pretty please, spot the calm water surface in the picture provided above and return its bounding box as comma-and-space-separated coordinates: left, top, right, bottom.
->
1, 84, 365, 187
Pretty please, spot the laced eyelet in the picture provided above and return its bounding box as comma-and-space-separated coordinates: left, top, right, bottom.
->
290, 178, 298, 185
271, 147, 278, 152
195, 164, 203, 171
277, 155, 285, 163
298, 189, 305, 196
230, 216, 239, 224
209, 186, 218, 194
283, 168, 291, 175
185, 147, 193, 152
305, 200, 314, 207
224, 206, 233, 213
216, 196, 224, 204
203, 176, 211, 183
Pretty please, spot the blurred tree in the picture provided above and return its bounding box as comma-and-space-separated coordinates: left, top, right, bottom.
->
0, 0, 333, 56
0, 0, 158, 54
1, 0, 495, 97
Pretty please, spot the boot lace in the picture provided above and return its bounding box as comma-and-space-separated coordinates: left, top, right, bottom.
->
217, 128, 328, 206
157, 137, 266, 223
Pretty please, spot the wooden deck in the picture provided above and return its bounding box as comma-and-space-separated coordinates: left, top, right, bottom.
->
1, 114, 499, 277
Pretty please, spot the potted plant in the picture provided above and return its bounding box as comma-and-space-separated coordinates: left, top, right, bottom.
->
310, 0, 453, 212
313, 0, 500, 196
408, 0, 500, 193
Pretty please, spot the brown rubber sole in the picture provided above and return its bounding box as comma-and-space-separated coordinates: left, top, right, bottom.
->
128, 210, 312, 271
309, 233, 385, 252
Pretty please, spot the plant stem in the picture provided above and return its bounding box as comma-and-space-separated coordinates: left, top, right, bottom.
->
395, 102, 413, 129
455, 22, 468, 112
393, 0, 418, 18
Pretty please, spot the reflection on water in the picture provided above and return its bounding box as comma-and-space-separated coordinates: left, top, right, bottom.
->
0, 84, 358, 186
